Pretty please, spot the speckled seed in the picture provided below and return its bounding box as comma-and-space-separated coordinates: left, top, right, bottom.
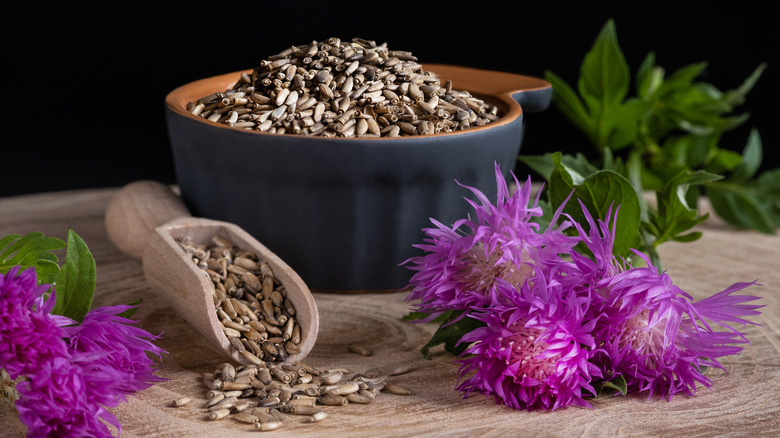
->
318, 371, 343, 385
281, 405, 319, 416
317, 394, 348, 406
348, 345, 372, 357
171, 396, 192, 407
346, 392, 373, 404
384, 382, 412, 395
325, 382, 360, 396
233, 412, 259, 424
209, 408, 231, 420
255, 420, 283, 431
307, 410, 328, 423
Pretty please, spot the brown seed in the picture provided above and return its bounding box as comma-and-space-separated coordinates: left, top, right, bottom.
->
260, 320, 283, 335
261, 341, 279, 358
348, 345, 372, 357
389, 363, 416, 376
221, 363, 236, 382
294, 361, 321, 376
208, 396, 237, 411
245, 407, 270, 417
240, 350, 265, 366
209, 408, 231, 420
255, 420, 283, 431
231, 399, 255, 413
222, 326, 242, 338
258, 396, 282, 407
346, 392, 373, 404
171, 396, 192, 407
325, 382, 360, 396
281, 405, 320, 416
285, 397, 316, 407
317, 394, 348, 406
318, 371, 343, 385
307, 410, 328, 423
206, 393, 226, 407
257, 367, 273, 385
384, 382, 412, 395
241, 272, 262, 293
221, 381, 252, 391
233, 412, 259, 424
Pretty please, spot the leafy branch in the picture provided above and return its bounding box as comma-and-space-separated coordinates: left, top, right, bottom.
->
522, 19, 776, 267
1, 230, 97, 323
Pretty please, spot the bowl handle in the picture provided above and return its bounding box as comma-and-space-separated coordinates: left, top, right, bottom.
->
423, 63, 552, 113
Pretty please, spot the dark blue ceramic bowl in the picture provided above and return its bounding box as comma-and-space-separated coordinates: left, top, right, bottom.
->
165, 64, 551, 292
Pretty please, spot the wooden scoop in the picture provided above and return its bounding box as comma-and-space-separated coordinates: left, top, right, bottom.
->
104, 180, 319, 365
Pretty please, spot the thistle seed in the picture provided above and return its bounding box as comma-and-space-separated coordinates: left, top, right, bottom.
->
348, 345, 373, 357
209, 408, 231, 420
171, 396, 192, 407
383, 382, 412, 395
187, 37, 501, 137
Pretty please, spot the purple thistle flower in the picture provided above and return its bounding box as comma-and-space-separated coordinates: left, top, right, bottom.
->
15, 356, 123, 438
65, 304, 166, 395
572, 204, 764, 400
1, 266, 166, 436
456, 277, 601, 411
592, 259, 762, 399
566, 200, 623, 289
404, 163, 578, 319
0, 267, 69, 379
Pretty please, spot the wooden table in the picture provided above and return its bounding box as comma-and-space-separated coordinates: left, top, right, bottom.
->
1, 187, 778, 437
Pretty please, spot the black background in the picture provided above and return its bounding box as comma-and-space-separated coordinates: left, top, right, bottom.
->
3, 1, 777, 197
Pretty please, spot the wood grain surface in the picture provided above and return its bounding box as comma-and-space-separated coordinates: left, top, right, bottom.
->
1, 187, 778, 437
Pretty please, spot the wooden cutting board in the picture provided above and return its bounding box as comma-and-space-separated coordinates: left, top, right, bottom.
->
1, 187, 778, 437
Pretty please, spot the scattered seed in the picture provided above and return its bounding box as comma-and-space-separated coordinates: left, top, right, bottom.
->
171, 396, 192, 407
384, 382, 412, 395
348, 345, 372, 357
209, 408, 231, 420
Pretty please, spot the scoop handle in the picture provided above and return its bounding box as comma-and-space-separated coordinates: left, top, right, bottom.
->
105, 180, 192, 260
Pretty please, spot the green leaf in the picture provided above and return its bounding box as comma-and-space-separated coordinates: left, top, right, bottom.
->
706, 182, 776, 234
418, 311, 485, 360
545, 70, 595, 141
117, 299, 144, 319
604, 98, 647, 150
549, 153, 641, 257
652, 170, 722, 245
578, 19, 630, 113
0, 232, 65, 284
591, 375, 628, 397
722, 63, 767, 107
708, 149, 743, 174
754, 168, 780, 193
34, 260, 62, 286
520, 153, 600, 182
661, 133, 719, 169
752, 170, 780, 227
636, 52, 656, 97
730, 128, 762, 183
52, 230, 96, 322
654, 62, 708, 98
518, 154, 556, 181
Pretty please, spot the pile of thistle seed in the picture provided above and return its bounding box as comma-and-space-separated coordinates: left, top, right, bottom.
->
186, 37, 501, 137
176, 235, 302, 365
170, 358, 414, 431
